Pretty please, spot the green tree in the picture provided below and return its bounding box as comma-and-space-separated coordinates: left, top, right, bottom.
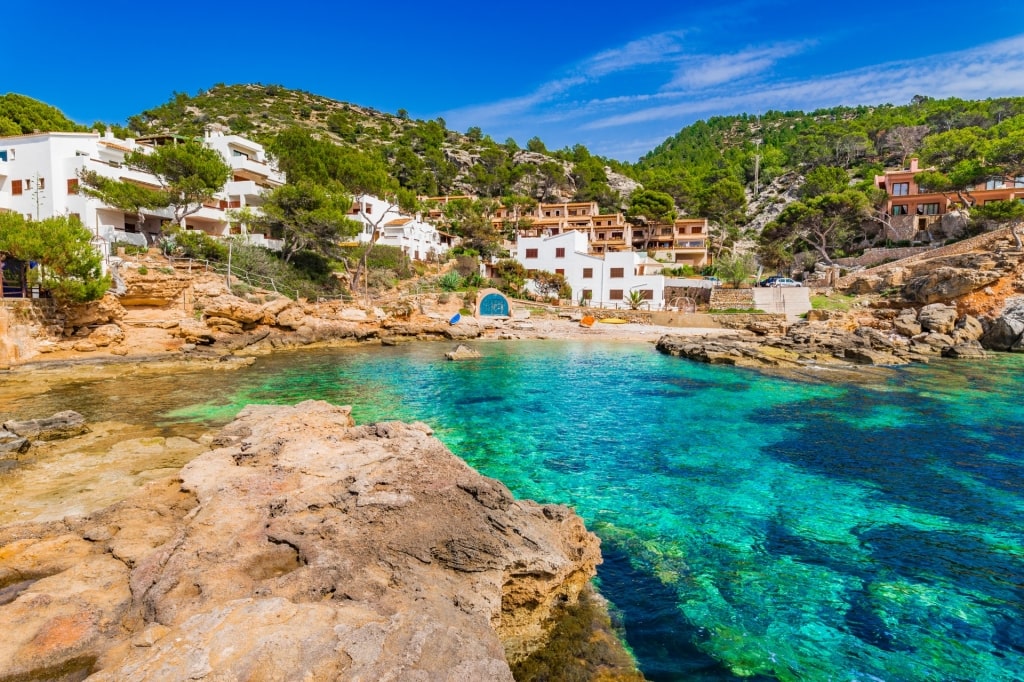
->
531, 270, 570, 300
126, 140, 231, 227
761, 190, 869, 265
801, 166, 848, 198
972, 200, 1024, 250
714, 251, 756, 289
259, 181, 360, 263
0, 213, 110, 303
491, 259, 528, 297
77, 169, 171, 225
699, 178, 748, 258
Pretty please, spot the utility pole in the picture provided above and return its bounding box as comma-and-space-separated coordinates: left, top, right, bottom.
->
32, 172, 46, 220
754, 140, 761, 198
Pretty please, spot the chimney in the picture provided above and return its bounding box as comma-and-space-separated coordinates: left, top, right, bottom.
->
909, 158, 919, 172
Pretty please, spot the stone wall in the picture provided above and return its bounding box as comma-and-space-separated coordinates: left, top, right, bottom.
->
709, 288, 756, 310
0, 300, 63, 368
835, 246, 934, 269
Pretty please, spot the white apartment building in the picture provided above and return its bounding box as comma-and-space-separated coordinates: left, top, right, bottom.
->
0, 128, 285, 256
349, 194, 453, 262
515, 231, 667, 309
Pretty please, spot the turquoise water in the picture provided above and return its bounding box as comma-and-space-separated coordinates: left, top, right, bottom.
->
10, 342, 1024, 680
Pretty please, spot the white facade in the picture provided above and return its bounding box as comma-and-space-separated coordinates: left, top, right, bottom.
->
516, 231, 667, 309
350, 194, 451, 262
0, 129, 285, 258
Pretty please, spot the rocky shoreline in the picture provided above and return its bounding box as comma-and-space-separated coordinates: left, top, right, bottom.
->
0, 401, 645, 681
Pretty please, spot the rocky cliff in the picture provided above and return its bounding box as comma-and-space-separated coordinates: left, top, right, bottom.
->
0, 401, 602, 680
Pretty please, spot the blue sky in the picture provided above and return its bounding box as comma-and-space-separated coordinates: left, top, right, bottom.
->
7, 0, 1024, 160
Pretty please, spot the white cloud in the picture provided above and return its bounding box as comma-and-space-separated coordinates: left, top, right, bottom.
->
665, 42, 811, 90
585, 34, 1024, 130
582, 31, 688, 77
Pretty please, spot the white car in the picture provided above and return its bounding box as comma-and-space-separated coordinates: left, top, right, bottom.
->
768, 277, 802, 287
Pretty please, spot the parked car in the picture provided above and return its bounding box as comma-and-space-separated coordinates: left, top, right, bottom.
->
767, 277, 802, 287
702, 276, 722, 286
757, 276, 784, 287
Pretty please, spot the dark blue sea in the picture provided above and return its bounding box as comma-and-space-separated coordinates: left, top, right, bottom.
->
9, 342, 1024, 680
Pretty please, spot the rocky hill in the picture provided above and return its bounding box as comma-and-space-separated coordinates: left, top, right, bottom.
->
120, 84, 638, 207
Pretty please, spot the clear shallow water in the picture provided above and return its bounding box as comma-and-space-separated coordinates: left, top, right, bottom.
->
5, 343, 1024, 680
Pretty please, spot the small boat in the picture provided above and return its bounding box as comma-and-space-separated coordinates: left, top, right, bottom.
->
449, 312, 461, 325
598, 317, 629, 324
580, 315, 595, 328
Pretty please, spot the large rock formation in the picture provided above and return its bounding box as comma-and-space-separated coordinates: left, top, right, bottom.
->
0, 401, 602, 680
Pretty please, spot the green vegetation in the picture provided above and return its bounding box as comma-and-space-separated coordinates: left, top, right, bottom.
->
0, 93, 86, 136
709, 308, 766, 314
0, 213, 110, 303
810, 293, 857, 311
511, 587, 644, 682
78, 139, 231, 229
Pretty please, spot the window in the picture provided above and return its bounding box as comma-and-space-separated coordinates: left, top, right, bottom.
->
609, 289, 624, 300
638, 289, 654, 300
67, 178, 79, 193
582, 289, 592, 300
892, 182, 909, 196
555, 268, 565, 275
525, 248, 538, 258
582, 268, 593, 278
24, 179, 33, 190
920, 203, 939, 215
891, 204, 907, 215
555, 247, 565, 258
0, 150, 6, 162
69, 213, 80, 222
12, 180, 23, 195
610, 267, 624, 278
597, 232, 606, 240
38, 178, 45, 190
612, 231, 622, 239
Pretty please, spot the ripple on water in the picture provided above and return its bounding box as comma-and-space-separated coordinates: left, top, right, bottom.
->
2, 344, 1023, 680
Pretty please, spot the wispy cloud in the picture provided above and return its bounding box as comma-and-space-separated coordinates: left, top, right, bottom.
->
582, 31, 688, 77
585, 34, 1024, 130
665, 42, 811, 90
444, 76, 586, 128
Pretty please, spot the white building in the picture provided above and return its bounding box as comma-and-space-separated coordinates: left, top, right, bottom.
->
0, 128, 285, 257
349, 194, 453, 262
515, 231, 667, 309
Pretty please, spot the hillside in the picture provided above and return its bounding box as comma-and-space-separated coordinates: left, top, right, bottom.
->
118, 84, 638, 208
0, 93, 86, 136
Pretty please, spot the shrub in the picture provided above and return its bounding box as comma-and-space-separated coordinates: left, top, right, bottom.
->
438, 271, 463, 291
137, 265, 149, 275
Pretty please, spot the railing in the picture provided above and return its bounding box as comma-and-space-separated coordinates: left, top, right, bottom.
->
166, 256, 284, 297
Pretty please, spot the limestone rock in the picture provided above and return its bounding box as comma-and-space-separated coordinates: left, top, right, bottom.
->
893, 317, 922, 338
952, 315, 984, 343
0, 402, 600, 680
942, 342, 986, 359
63, 293, 126, 331
918, 303, 958, 334
902, 267, 1001, 303
980, 316, 1024, 352
177, 318, 215, 345
0, 429, 30, 457
258, 296, 295, 324
3, 411, 88, 441
275, 306, 307, 330
119, 270, 190, 306
844, 274, 883, 295
88, 324, 125, 347
446, 344, 482, 360
201, 295, 263, 325
204, 316, 243, 334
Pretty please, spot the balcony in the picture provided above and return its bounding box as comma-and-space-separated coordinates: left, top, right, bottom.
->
224, 179, 263, 200
229, 157, 285, 185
